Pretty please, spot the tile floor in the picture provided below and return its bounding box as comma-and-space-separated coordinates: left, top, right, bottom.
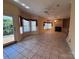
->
3, 32, 74, 59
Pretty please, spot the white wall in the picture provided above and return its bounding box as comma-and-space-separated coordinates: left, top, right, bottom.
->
66, 0, 75, 56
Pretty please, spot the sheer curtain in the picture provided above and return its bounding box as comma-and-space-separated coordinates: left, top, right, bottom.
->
31, 21, 37, 31
23, 19, 30, 32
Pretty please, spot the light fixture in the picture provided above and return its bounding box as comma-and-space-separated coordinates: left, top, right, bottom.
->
54, 20, 57, 22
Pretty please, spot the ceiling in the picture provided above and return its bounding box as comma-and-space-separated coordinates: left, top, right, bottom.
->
9, 0, 71, 20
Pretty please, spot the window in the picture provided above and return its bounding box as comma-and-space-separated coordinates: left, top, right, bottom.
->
23, 19, 30, 32
19, 16, 37, 33
44, 23, 52, 29
31, 21, 37, 31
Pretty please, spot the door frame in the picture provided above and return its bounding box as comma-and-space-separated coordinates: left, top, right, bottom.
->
3, 15, 16, 47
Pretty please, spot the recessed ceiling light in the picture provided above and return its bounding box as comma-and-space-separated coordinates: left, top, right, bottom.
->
14, 0, 30, 9
14, 0, 19, 2
21, 3, 26, 6
21, 3, 30, 9
25, 6, 30, 9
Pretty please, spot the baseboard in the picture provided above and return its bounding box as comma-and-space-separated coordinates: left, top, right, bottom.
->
3, 41, 17, 48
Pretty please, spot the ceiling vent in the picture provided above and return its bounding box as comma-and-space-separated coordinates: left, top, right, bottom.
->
57, 4, 60, 7
44, 11, 48, 14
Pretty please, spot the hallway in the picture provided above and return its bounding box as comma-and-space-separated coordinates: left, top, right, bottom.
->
3, 32, 74, 59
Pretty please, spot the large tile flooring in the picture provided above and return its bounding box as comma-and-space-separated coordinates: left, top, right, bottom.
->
3, 32, 74, 59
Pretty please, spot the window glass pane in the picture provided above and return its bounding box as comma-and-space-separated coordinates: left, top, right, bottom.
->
3, 15, 15, 44
44, 23, 48, 29
23, 19, 30, 32
44, 23, 52, 29
48, 23, 52, 29
3, 16, 14, 35
31, 21, 37, 31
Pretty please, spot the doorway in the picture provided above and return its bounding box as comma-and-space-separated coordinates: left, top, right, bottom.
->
3, 15, 15, 46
